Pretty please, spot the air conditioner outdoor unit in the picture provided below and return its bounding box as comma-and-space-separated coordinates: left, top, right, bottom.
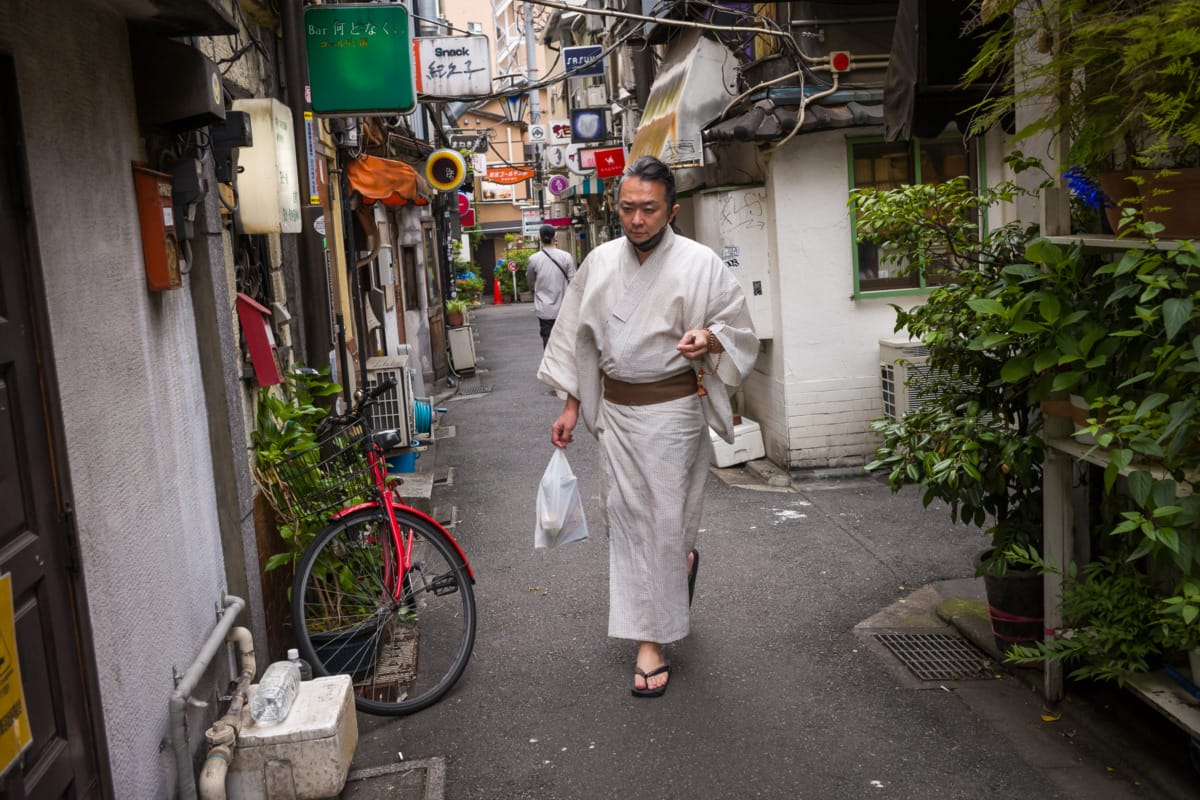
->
879, 337, 933, 419
365, 355, 416, 443
447, 325, 477, 372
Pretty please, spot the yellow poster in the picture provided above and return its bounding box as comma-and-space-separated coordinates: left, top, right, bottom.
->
0, 573, 31, 777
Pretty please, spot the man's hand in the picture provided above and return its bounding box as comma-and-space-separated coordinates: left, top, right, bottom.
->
551, 395, 581, 448
677, 328, 710, 361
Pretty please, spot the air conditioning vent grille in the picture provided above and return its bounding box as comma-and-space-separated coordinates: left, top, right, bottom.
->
365, 355, 415, 443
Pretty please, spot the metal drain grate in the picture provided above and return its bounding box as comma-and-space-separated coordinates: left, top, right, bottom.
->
457, 382, 493, 396
875, 632, 996, 681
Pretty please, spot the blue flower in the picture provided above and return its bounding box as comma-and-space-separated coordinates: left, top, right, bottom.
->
1063, 167, 1114, 209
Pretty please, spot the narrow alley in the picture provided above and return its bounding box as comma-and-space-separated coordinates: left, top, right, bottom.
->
343, 302, 1199, 800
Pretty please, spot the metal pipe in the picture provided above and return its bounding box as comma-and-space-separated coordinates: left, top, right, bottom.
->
170, 594, 246, 800
198, 627, 256, 800
198, 744, 233, 800
281, 0, 333, 367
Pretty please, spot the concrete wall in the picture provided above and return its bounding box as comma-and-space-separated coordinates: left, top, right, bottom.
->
752, 130, 895, 469
1, 2, 228, 795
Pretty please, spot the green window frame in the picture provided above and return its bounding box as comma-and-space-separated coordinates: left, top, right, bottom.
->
848, 136, 979, 297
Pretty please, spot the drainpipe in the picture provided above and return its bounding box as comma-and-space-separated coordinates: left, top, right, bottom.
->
170, 594, 247, 800
281, 0, 332, 367
198, 627, 257, 800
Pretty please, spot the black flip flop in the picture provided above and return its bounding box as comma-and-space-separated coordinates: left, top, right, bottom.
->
631, 663, 671, 698
688, 549, 700, 607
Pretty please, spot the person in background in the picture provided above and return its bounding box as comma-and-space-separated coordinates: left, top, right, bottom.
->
526, 224, 577, 347
536, 156, 757, 698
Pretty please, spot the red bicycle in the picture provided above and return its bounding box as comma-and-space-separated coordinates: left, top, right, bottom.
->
272, 377, 476, 715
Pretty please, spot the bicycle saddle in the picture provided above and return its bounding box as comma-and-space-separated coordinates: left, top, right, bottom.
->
371, 429, 404, 451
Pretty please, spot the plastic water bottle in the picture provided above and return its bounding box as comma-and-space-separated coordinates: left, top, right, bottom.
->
288, 647, 313, 681
249, 660, 301, 723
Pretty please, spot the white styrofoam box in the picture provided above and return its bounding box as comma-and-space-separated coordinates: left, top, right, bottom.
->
709, 418, 766, 468
227, 675, 358, 800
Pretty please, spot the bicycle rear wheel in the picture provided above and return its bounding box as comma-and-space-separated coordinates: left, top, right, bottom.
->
292, 507, 476, 715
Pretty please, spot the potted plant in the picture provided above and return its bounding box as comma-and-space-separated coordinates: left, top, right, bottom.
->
445, 298, 468, 327
456, 275, 485, 306
855, 161, 1053, 649
251, 367, 342, 576
937, 207, 1200, 678
251, 368, 385, 656
966, 0, 1200, 236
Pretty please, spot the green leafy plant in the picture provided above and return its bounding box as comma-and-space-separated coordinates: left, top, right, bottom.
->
1003, 545, 1173, 684
251, 368, 343, 574
252, 369, 385, 632
445, 298, 469, 317
456, 275, 485, 296
500, 247, 534, 297
966, 0, 1200, 171
855, 163, 1050, 574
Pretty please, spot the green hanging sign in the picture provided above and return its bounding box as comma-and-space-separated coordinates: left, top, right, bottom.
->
304, 3, 416, 115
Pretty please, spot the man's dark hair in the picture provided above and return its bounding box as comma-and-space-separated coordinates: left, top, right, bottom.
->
539, 224, 556, 244
617, 155, 677, 208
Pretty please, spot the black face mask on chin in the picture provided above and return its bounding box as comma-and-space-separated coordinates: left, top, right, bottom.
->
630, 220, 672, 253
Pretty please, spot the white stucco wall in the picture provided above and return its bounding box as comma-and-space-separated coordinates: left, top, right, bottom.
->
2, 2, 227, 796
765, 130, 918, 470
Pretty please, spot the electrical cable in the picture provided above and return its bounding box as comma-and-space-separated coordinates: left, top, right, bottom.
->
521, 0, 809, 54
418, 23, 640, 105
770, 71, 840, 153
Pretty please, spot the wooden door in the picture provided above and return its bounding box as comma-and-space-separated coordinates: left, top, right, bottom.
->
0, 54, 104, 799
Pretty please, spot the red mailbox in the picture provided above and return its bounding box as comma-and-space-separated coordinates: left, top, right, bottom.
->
235, 293, 283, 386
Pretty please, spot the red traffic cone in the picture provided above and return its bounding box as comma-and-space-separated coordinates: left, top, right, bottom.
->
493, 277, 503, 304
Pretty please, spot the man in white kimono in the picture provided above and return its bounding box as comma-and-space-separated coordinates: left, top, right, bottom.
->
537, 156, 757, 698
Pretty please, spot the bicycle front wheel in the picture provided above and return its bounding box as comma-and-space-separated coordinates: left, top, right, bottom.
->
292, 508, 476, 715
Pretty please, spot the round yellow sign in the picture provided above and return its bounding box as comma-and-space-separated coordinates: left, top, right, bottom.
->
425, 149, 467, 192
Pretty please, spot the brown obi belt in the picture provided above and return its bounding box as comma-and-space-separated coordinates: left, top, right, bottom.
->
602, 370, 698, 406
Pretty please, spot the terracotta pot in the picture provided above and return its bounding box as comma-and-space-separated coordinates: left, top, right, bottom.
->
1098, 170, 1137, 234
446, 311, 464, 327
1135, 168, 1200, 238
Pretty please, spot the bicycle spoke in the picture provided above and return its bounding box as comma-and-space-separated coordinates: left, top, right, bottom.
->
292, 509, 475, 715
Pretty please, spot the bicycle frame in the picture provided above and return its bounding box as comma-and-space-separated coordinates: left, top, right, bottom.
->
331, 442, 475, 585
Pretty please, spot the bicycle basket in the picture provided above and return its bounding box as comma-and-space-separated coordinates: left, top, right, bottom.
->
262, 421, 376, 523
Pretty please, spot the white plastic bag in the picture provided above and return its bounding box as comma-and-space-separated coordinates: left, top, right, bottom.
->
534, 449, 589, 549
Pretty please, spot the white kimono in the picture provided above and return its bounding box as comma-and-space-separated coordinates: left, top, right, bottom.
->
537, 226, 757, 643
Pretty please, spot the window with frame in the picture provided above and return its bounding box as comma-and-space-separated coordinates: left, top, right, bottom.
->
401, 246, 420, 311
850, 138, 975, 294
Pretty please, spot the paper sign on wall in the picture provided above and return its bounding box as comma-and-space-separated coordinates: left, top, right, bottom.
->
0, 574, 31, 776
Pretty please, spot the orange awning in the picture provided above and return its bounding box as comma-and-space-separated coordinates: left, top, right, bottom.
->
348, 154, 430, 206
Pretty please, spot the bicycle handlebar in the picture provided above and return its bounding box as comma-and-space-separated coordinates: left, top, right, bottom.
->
358, 374, 397, 406
319, 375, 397, 432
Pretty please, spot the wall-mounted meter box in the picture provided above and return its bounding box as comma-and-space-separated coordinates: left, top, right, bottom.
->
131, 164, 182, 291
130, 32, 225, 131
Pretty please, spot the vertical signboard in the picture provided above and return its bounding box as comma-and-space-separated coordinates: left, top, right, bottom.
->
232, 98, 303, 234
305, 4, 416, 114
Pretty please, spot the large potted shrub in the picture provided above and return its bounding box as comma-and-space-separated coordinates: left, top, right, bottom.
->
981, 228, 1200, 681
854, 161, 1052, 649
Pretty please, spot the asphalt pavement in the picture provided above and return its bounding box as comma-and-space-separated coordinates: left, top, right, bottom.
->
341, 301, 1200, 800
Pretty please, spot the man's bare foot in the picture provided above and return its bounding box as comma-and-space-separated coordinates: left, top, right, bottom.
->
633, 641, 669, 694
